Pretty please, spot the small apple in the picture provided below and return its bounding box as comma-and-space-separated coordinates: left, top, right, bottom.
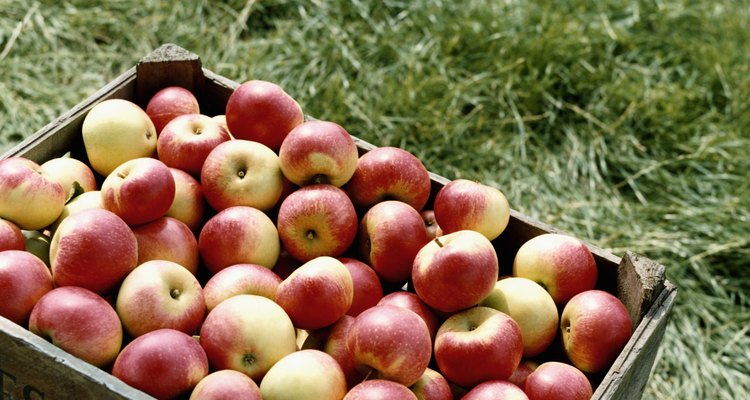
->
199, 294, 297, 381
347, 304, 432, 387
479, 277, 558, 357
345, 380, 417, 400
346, 146, 432, 211
81, 98, 157, 176
524, 361, 592, 400
0, 250, 54, 325
157, 113, 231, 176
198, 206, 280, 274
203, 263, 282, 311
412, 230, 499, 313
40, 157, 97, 201
0, 218, 24, 251
225, 80, 304, 152
29, 286, 122, 368
112, 328, 209, 399
50, 208, 138, 295
0, 157, 66, 230
512, 233, 598, 305
434, 306, 523, 388
561, 289, 633, 374
131, 216, 199, 275
200, 139, 284, 212
275, 256, 354, 330
166, 167, 205, 232
101, 157, 175, 226
419, 210, 441, 240
189, 369, 261, 400
409, 368, 452, 400
48, 190, 103, 235
278, 120, 359, 187
145, 86, 201, 134
461, 380, 529, 400
260, 349, 347, 400
376, 291, 439, 341
433, 179, 510, 241
277, 184, 358, 262
339, 257, 383, 317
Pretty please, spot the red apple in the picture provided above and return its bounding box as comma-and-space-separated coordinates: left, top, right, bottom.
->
200, 139, 284, 212
346, 146, 432, 211
40, 157, 97, 200
347, 304, 432, 387
277, 184, 358, 262
28, 286, 122, 368
260, 349, 348, 400
198, 206, 280, 273
409, 368, 452, 400
524, 362, 592, 400
462, 380, 529, 400
377, 291, 439, 341
339, 257, 383, 317
419, 210, 441, 240
278, 120, 359, 187
131, 216, 199, 275
166, 167, 205, 232
0, 218, 24, 251
0, 157, 66, 230
434, 306, 523, 388
157, 113, 231, 176
357, 200, 429, 286
345, 380, 417, 400
101, 157, 176, 226
116, 260, 206, 338
0, 250, 53, 325
203, 263, 282, 311
112, 328, 209, 399
146, 86, 201, 134
225, 80, 304, 152
561, 289, 633, 374
512, 233, 598, 305
314, 315, 366, 389
189, 369, 261, 400
433, 179, 510, 241
412, 230, 499, 313
507, 360, 538, 389
199, 294, 297, 381
275, 256, 354, 330
50, 208, 138, 295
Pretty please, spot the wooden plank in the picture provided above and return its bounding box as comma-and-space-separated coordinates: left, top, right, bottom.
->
134, 43, 205, 109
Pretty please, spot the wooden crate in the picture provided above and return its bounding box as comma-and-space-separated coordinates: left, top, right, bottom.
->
0, 44, 677, 400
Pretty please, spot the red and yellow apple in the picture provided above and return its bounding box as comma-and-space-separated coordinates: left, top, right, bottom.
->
0, 218, 24, 251
189, 369, 261, 400
145, 86, 201, 134
157, 113, 231, 176
461, 380, 529, 400
524, 361, 592, 400
433, 179, 510, 241
131, 216, 199, 275
203, 263, 282, 311
376, 291, 439, 341
40, 157, 97, 200
0, 250, 54, 325
339, 257, 383, 317
0, 157, 66, 230
259, 349, 347, 400
345, 380, 417, 400
409, 368, 453, 400
166, 167, 205, 232
101, 157, 175, 226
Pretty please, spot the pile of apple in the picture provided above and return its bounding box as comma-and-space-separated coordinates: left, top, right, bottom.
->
0, 79, 634, 400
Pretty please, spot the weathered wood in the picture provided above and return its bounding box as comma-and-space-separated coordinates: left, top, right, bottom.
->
617, 251, 667, 328
134, 43, 205, 108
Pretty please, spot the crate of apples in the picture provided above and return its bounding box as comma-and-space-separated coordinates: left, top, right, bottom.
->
0, 44, 676, 400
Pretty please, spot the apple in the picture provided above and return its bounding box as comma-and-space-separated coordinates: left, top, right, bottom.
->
409, 368, 452, 400
166, 167, 205, 232
357, 200, 429, 286
0, 157, 66, 230
419, 210, 441, 240
22, 230, 51, 266
344, 380, 417, 400
50, 208, 138, 295
189, 369, 262, 400
81, 98, 157, 176
412, 230, 499, 313
434, 306, 523, 388
561, 289, 633, 374
116, 259, 206, 338
157, 113, 231, 176
433, 179, 510, 241
277, 184, 358, 262
0, 250, 54, 325
376, 291, 439, 341
40, 157, 97, 201
524, 361, 592, 400
48, 190, 103, 235
225, 80, 304, 152
145, 86, 201, 134
507, 360, 539, 388
198, 206, 280, 274
461, 380, 529, 400
200, 139, 284, 212
512, 233, 598, 305
0, 218, 24, 251
28, 286, 122, 368
275, 256, 354, 330
112, 328, 209, 399
278, 120, 359, 187
212, 114, 229, 135
312, 315, 366, 389
479, 277, 559, 357
101, 157, 175, 226
346, 146, 432, 211
131, 216, 199, 275
203, 263, 282, 311
199, 294, 297, 381
347, 304, 432, 387
260, 349, 347, 400
339, 257, 383, 317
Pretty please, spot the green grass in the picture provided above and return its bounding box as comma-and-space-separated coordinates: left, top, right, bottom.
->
2, 1, 749, 398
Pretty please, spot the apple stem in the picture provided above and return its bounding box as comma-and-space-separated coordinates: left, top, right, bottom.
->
170, 288, 181, 299
306, 230, 316, 241
434, 237, 444, 248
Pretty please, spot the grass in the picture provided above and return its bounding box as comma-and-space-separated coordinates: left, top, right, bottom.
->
2, 0, 749, 398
